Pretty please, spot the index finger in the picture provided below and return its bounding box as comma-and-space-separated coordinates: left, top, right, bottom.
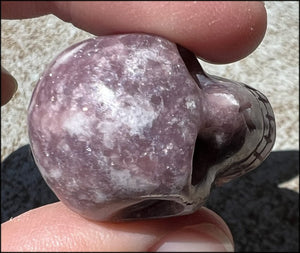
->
1, 1, 267, 63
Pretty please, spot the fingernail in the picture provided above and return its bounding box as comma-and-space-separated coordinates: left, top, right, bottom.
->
155, 223, 234, 252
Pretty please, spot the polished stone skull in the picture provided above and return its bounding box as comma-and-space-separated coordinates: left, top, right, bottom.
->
28, 34, 276, 221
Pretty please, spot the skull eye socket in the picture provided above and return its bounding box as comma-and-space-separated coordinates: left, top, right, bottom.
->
191, 136, 218, 186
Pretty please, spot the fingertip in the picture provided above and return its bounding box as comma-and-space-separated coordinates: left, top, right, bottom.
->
1, 202, 233, 252
2, 2, 267, 64
1, 66, 18, 106
184, 1, 267, 63
0, 202, 168, 251
175, 207, 234, 245
51, 1, 267, 64
149, 208, 234, 252
199, 207, 234, 245
153, 224, 234, 252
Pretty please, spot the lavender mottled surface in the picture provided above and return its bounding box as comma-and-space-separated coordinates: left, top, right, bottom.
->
27, 34, 276, 221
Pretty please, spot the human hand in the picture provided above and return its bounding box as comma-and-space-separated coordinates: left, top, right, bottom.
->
1, 1, 267, 251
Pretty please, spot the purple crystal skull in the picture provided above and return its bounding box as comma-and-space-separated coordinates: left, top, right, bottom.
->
27, 34, 276, 221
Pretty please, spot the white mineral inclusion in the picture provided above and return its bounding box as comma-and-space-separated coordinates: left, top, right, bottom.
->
49, 168, 62, 179
186, 99, 197, 110
94, 82, 159, 147
63, 111, 94, 138
109, 166, 157, 193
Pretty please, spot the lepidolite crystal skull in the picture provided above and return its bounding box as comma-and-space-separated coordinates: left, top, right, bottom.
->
28, 34, 276, 221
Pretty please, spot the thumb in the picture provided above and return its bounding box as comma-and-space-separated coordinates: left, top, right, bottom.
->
1, 66, 18, 106
1, 202, 234, 252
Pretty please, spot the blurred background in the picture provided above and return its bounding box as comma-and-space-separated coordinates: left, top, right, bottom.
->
1, 2, 299, 251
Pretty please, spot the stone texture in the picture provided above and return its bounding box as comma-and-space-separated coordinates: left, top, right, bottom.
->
2, 147, 298, 252
27, 34, 276, 221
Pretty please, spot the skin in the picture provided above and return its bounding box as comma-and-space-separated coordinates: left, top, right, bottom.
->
1, 1, 267, 251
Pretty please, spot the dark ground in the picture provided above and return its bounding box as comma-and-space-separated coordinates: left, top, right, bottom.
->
1, 144, 299, 252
